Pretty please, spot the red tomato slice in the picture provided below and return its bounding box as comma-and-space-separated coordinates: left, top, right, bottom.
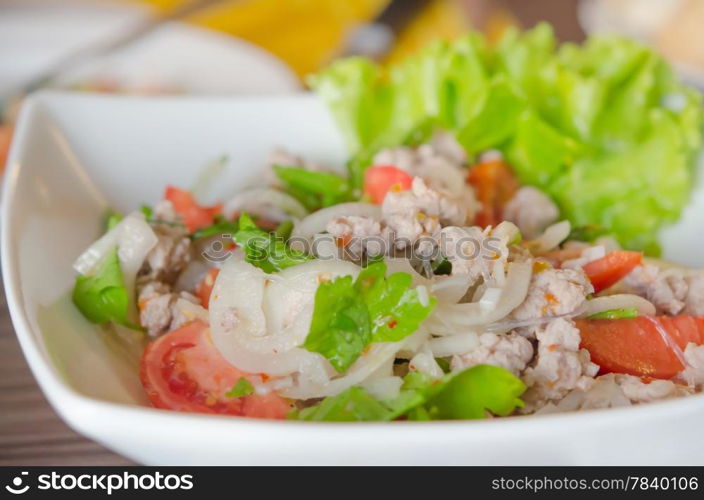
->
467, 160, 519, 228
582, 251, 642, 293
195, 268, 220, 309
364, 165, 414, 204
577, 315, 704, 379
164, 186, 222, 233
140, 322, 291, 418
666, 315, 704, 347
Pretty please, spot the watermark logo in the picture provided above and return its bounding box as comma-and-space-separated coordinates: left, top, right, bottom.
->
200, 231, 505, 267
5, 471, 29, 495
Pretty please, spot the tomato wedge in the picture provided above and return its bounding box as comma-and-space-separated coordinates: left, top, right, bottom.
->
467, 160, 519, 228
582, 251, 642, 293
195, 268, 220, 309
140, 321, 291, 418
164, 186, 222, 233
364, 165, 414, 204
577, 315, 704, 379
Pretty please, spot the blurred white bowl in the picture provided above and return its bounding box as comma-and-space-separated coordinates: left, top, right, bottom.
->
0, 0, 300, 96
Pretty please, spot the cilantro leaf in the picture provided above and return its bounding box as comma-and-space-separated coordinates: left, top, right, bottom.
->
273, 165, 350, 211
191, 217, 240, 240
291, 365, 526, 421
274, 220, 294, 241
226, 377, 255, 398
233, 212, 311, 273
72, 247, 130, 326
355, 264, 437, 343
303, 275, 372, 373
303, 262, 436, 372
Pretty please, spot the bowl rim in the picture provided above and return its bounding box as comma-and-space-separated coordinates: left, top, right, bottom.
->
3, 91, 704, 436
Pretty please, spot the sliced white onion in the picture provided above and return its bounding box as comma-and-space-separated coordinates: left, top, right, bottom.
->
74, 212, 156, 275
173, 298, 209, 324
416, 285, 430, 307
479, 287, 502, 310
430, 274, 472, 304
190, 155, 228, 203
423, 313, 460, 336
491, 221, 521, 245
292, 202, 381, 241
409, 349, 444, 378
74, 211, 158, 322
223, 187, 308, 220
433, 261, 532, 327
528, 220, 571, 253
281, 340, 408, 399
486, 312, 575, 333
384, 257, 430, 286
362, 376, 403, 401
395, 327, 431, 358
311, 233, 340, 260
319, 341, 408, 397
577, 294, 656, 318
428, 332, 480, 357
174, 260, 210, 293
209, 259, 358, 378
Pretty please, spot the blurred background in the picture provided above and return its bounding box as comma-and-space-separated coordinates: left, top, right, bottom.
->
2, 0, 704, 171
1, 0, 704, 465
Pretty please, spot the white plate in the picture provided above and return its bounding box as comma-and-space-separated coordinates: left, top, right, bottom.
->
2, 92, 704, 465
0, 1, 300, 96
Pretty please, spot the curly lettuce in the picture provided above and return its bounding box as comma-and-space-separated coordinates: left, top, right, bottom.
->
311, 24, 703, 254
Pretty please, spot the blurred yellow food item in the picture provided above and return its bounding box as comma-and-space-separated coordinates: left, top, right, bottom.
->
137, 0, 389, 77
383, 0, 468, 65
133, 0, 517, 78
384, 0, 517, 64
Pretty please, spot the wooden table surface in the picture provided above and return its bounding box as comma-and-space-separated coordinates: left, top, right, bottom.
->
0, 283, 134, 465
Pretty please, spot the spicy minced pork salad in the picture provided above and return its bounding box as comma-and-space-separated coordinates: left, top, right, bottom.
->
71, 25, 704, 421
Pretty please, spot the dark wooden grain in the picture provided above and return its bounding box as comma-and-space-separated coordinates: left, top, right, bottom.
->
0, 283, 134, 465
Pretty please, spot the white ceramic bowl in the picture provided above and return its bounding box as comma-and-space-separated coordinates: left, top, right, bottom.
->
3, 91, 704, 465
0, 2, 300, 96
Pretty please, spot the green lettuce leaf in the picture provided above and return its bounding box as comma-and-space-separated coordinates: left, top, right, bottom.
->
292, 386, 392, 422
272, 165, 350, 211
303, 262, 436, 372
355, 262, 437, 343
72, 247, 131, 326
303, 274, 372, 373
226, 377, 255, 398
311, 24, 704, 254
233, 212, 311, 273
190, 216, 240, 240
587, 307, 638, 320
292, 364, 526, 422
420, 364, 526, 419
